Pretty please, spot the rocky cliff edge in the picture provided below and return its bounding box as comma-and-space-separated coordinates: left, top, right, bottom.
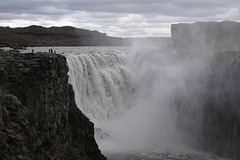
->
0, 50, 106, 160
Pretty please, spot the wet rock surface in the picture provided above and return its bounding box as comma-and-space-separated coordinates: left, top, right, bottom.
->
0, 50, 106, 160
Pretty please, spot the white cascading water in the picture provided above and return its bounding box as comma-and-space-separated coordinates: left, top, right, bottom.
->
19, 46, 225, 159
66, 51, 136, 124
65, 47, 196, 152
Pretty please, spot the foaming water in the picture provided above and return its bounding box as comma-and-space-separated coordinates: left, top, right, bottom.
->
66, 50, 136, 123
64, 47, 209, 153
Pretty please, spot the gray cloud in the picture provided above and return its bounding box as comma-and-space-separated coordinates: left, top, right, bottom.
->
0, 0, 239, 37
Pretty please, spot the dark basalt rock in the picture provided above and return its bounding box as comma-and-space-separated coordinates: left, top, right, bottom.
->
0, 51, 106, 160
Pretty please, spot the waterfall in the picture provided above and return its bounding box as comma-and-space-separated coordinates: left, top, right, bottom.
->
65, 48, 190, 152
66, 51, 136, 124
64, 47, 239, 160
18, 46, 240, 159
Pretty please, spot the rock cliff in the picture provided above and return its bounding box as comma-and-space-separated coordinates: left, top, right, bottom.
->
175, 51, 240, 159
171, 21, 240, 53
200, 51, 240, 158
0, 50, 106, 160
171, 21, 240, 159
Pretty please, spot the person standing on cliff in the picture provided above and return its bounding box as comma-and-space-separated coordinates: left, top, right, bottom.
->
32, 49, 34, 53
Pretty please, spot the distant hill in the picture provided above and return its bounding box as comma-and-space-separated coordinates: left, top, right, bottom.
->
0, 25, 169, 48
0, 25, 127, 48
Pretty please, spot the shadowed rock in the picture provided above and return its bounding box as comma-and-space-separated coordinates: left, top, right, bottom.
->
0, 50, 106, 160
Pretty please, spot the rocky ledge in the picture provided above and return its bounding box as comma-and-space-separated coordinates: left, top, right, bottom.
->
0, 50, 106, 160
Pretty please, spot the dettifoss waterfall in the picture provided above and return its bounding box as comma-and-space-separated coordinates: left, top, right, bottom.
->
63, 46, 235, 160
19, 45, 240, 159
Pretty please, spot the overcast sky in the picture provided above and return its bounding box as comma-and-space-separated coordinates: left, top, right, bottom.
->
0, 0, 239, 37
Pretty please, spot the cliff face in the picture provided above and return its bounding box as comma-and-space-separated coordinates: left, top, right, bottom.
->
175, 51, 240, 159
0, 50, 106, 160
171, 21, 240, 159
171, 21, 240, 53
200, 51, 240, 158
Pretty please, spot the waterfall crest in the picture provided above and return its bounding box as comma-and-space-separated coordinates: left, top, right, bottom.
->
66, 52, 136, 123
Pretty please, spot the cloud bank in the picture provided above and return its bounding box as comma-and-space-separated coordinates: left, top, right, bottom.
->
0, 0, 239, 37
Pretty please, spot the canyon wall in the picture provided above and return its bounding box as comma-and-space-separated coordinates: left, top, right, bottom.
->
0, 50, 106, 160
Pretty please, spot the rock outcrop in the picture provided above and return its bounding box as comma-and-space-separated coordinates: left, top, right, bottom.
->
0, 50, 106, 160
